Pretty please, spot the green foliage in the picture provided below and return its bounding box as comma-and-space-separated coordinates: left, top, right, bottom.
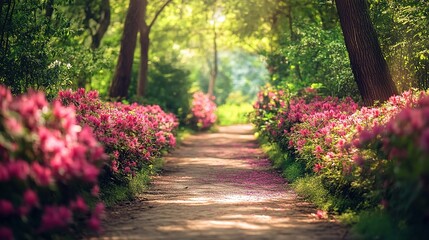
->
293, 176, 334, 211
260, 139, 303, 182
370, 0, 429, 91
353, 210, 405, 240
131, 59, 192, 124
0, 0, 109, 96
216, 102, 253, 126
195, 50, 268, 105
352, 209, 429, 240
264, 24, 359, 99
100, 158, 164, 207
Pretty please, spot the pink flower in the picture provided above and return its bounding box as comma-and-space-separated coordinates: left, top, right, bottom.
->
88, 215, 101, 232
70, 196, 88, 213
419, 129, 429, 152
0, 199, 14, 216
91, 185, 100, 197
336, 138, 346, 149
39, 206, 72, 232
155, 131, 166, 144
315, 210, 328, 219
0, 165, 10, 182
0, 227, 13, 240
23, 189, 39, 208
358, 130, 373, 146
314, 145, 324, 157
31, 163, 53, 186
94, 203, 105, 217
313, 163, 323, 173
4, 117, 24, 136
352, 154, 364, 166
82, 165, 99, 183
18, 205, 30, 216
7, 160, 30, 180
380, 199, 388, 209
111, 160, 119, 173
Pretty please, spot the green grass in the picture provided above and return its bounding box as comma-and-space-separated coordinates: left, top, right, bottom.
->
100, 127, 194, 207
257, 136, 429, 239
260, 139, 305, 183
100, 158, 164, 207
216, 103, 253, 126
292, 176, 334, 211
259, 138, 357, 212
175, 126, 194, 144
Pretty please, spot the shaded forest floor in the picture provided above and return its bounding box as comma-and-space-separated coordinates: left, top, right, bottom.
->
88, 125, 350, 240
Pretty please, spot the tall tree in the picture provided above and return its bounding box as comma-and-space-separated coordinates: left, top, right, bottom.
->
335, 0, 398, 105
109, 0, 143, 99
207, 1, 219, 97
137, 0, 173, 97
83, 0, 111, 49
109, 0, 172, 98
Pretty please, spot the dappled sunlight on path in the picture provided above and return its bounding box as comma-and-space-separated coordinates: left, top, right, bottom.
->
90, 125, 348, 240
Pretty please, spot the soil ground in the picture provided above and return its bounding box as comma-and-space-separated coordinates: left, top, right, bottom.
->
89, 125, 350, 240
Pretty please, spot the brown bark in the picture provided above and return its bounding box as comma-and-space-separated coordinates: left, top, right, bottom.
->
335, 0, 398, 106
208, 23, 217, 97
45, 0, 54, 19
137, 23, 149, 97
286, 4, 303, 82
91, 0, 111, 49
109, 0, 142, 99
136, 0, 173, 97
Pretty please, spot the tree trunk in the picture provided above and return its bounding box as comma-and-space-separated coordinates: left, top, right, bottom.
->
91, 0, 111, 49
208, 23, 218, 97
109, 0, 142, 99
136, 0, 171, 98
45, 0, 54, 19
136, 0, 148, 97
335, 0, 398, 106
286, 4, 303, 82
137, 26, 149, 97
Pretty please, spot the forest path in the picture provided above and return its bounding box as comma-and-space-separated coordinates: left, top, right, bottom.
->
92, 125, 348, 240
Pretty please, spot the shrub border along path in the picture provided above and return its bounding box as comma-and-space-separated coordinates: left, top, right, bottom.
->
89, 125, 348, 240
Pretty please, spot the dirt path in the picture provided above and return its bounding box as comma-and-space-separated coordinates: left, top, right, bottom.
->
91, 125, 349, 240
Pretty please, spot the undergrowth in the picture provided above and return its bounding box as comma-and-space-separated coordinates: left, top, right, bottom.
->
216, 103, 253, 126
99, 126, 192, 207
259, 137, 429, 239
100, 158, 164, 207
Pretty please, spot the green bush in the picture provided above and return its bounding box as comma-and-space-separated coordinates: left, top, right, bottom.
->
131, 59, 192, 125
216, 103, 253, 126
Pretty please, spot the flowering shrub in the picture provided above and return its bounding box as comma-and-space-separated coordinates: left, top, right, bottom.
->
0, 85, 105, 239
190, 92, 217, 130
356, 92, 429, 225
58, 89, 178, 182
252, 85, 429, 215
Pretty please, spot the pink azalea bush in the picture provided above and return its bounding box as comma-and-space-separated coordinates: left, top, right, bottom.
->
190, 92, 217, 130
355, 92, 429, 225
251, 85, 290, 148
0, 85, 105, 239
57, 89, 178, 182
252, 85, 429, 221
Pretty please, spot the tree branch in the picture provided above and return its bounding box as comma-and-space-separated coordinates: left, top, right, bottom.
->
148, 0, 173, 31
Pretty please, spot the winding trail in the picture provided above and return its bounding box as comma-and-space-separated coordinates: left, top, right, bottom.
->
92, 125, 348, 240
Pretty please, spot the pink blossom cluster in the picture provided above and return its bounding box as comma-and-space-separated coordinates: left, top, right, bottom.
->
252, 85, 427, 213
301, 90, 421, 173
251, 85, 289, 145
0, 85, 105, 239
190, 92, 217, 130
354, 92, 429, 222
58, 89, 178, 179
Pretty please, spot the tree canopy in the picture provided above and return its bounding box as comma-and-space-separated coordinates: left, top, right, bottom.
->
1, 0, 428, 105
